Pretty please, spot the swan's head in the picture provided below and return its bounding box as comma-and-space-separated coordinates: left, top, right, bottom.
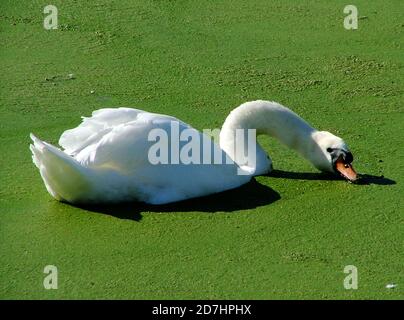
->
311, 131, 357, 182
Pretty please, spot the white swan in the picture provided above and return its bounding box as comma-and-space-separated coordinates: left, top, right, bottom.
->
30, 100, 357, 205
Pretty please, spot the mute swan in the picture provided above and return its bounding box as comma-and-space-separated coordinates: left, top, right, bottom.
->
30, 100, 357, 205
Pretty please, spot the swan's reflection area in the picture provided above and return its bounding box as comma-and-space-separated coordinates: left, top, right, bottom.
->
71, 171, 395, 221
74, 178, 279, 220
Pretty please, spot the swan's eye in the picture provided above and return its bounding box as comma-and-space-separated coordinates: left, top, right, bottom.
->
326, 148, 333, 153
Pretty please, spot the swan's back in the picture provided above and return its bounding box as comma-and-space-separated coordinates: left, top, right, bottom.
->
60, 108, 158, 155
31, 108, 250, 205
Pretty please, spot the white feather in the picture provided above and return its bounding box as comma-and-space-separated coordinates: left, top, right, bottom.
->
30, 101, 348, 204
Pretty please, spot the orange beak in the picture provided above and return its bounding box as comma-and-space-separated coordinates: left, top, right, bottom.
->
335, 156, 358, 182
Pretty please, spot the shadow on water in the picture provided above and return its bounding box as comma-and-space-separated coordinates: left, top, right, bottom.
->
76, 178, 281, 221
268, 169, 340, 181
74, 171, 395, 221
268, 169, 396, 186
354, 174, 396, 186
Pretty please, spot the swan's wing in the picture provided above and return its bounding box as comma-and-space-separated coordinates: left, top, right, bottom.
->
59, 107, 147, 155
59, 110, 250, 204
78, 113, 250, 204
73, 111, 191, 169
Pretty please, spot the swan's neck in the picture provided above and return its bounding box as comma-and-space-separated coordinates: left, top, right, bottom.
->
220, 101, 318, 171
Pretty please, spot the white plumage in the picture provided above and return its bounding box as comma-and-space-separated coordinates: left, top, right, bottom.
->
30, 100, 354, 205
30, 107, 249, 204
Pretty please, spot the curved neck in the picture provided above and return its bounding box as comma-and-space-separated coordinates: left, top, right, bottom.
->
220, 101, 318, 168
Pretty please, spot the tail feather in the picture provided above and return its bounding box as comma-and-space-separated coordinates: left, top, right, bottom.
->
30, 133, 93, 203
